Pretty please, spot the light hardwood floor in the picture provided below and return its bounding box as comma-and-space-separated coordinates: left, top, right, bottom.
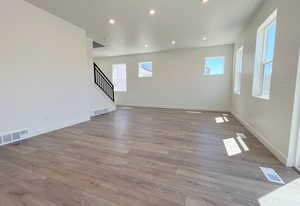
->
0, 107, 298, 206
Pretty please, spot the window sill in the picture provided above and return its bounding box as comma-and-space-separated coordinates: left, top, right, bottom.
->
204, 74, 224, 76
253, 94, 270, 100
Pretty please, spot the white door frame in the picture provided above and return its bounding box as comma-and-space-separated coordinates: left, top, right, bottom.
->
287, 49, 300, 168
296, 138, 300, 169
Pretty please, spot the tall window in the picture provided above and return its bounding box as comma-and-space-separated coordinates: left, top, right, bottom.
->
253, 9, 277, 99
138, 62, 153, 78
234, 46, 244, 94
204, 57, 225, 75
112, 64, 127, 92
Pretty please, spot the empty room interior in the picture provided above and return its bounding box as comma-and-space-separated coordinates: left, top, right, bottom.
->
2, 0, 300, 205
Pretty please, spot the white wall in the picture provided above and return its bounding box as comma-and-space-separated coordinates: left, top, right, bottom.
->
96, 45, 233, 111
87, 39, 116, 116
0, 0, 91, 138
231, 0, 300, 165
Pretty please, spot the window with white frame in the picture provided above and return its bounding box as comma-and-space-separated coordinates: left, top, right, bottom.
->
252, 9, 277, 99
138, 62, 153, 78
234, 46, 244, 94
112, 64, 127, 92
204, 57, 225, 75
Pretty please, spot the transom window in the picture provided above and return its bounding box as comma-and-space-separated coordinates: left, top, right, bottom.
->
204, 57, 225, 75
252, 9, 277, 99
138, 62, 153, 78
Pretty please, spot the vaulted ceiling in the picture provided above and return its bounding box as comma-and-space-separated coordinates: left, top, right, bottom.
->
25, 0, 264, 57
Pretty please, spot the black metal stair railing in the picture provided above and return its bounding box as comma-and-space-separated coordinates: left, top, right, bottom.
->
94, 63, 114, 102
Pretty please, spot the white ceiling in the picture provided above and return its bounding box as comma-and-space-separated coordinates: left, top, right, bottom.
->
25, 0, 263, 57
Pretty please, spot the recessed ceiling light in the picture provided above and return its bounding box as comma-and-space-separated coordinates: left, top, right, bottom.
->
171, 41, 176, 45
109, 19, 115, 24
145, 44, 149, 48
149, 9, 156, 16
202, 36, 208, 41
202, 0, 209, 3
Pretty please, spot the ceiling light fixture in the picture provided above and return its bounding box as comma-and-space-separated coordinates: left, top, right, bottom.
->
145, 44, 149, 48
171, 41, 176, 45
109, 19, 115, 24
202, 36, 208, 41
149, 9, 156, 16
202, 0, 209, 3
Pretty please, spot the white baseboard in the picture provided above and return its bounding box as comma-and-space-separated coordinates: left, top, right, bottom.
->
28, 116, 91, 140
91, 106, 116, 117
232, 111, 288, 165
117, 104, 229, 113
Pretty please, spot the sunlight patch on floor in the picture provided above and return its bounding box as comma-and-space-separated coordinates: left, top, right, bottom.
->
216, 117, 225, 123
237, 135, 249, 151
237, 132, 247, 139
215, 114, 230, 123
223, 133, 249, 156
260, 167, 285, 184
223, 138, 242, 156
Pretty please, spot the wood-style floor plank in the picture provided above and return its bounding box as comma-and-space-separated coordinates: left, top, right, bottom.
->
0, 107, 298, 206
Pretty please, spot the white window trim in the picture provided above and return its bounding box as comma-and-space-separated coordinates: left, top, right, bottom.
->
138, 61, 153, 78
234, 46, 244, 94
252, 9, 277, 100
204, 56, 226, 76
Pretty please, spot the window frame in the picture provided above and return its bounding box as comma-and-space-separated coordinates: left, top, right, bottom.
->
138, 61, 153, 78
252, 9, 277, 100
234, 46, 244, 94
203, 56, 226, 76
112, 63, 127, 92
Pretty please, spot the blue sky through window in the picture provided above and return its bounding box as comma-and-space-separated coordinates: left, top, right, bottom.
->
139, 62, 153, 77
265, 22, 276, 62
264, 63, 272, 75
140, 62, 152, 72
205, 57, 225, 75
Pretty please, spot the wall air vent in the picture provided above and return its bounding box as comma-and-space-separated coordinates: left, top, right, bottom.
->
2, 134, 12, 144
0, 129, 29, 146
93, 41, 104, 48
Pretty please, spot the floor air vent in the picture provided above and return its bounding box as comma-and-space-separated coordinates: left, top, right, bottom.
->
0, 129, 29, 146
119, 107, 134, 110
94, 108, 109, 116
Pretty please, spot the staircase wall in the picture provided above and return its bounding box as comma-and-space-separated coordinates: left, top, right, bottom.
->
87, 39, 116, 117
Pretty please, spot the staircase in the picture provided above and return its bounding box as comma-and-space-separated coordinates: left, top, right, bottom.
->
93, 63, 114, 102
